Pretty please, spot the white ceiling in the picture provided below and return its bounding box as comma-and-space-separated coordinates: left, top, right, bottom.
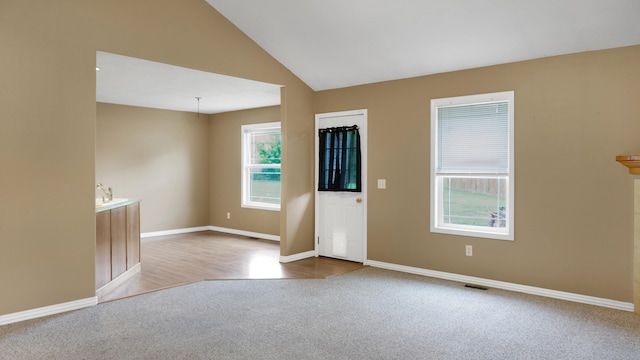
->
206, 0, 640, 91
96, 51, 282, 115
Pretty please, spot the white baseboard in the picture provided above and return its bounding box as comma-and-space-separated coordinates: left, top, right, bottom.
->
0, 297, 97, 326
280, 250, 315, 263
209, 226, 280, 242
141, 226, 211, 240
141, 225, 280, 242
367, 260, 634, 312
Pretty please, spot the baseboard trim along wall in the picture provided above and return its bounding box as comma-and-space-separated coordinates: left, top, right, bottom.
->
141, 226, 280, 242
280, 250, 315, 263
140, 226, 211, 240
366, 260, 634, 312
0, 297, 97, 326
208, 226, 280, 242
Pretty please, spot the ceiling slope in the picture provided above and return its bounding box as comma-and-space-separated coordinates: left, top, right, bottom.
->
207, 0, 640, 91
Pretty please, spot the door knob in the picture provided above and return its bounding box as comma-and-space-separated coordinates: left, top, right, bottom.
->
356, 197, 363, 203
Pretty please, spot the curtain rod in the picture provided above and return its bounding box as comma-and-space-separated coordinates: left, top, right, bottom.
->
319, 125, 359, 133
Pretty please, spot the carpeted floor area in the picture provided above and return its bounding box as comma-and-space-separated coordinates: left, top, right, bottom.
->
1, 267, 640, 359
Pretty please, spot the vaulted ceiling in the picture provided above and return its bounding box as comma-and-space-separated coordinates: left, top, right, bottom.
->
206, 0, 640, 91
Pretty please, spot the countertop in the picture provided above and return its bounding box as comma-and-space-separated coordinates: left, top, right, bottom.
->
95, 198, 141, 213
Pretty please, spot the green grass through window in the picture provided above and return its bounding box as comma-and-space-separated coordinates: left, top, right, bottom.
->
443, 187, 505, 227
251, 179, 281, 205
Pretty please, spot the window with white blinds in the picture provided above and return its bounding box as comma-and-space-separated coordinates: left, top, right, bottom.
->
430, 91, 514, 241
437, 101, 509, 172
241, 122, 281, 211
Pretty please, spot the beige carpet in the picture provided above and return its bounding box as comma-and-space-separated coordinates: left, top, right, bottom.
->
1, 267, 640, 359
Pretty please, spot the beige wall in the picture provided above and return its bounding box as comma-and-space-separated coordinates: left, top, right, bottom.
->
280, 85, 316, 255
97, 103, 281, 236
96, 103, 210, 233
0, 0, 98, 315
209, 106, 280, 236
0, 0, 314, 316
315, 45, 640, 302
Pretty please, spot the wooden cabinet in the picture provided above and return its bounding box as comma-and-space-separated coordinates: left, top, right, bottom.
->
95, 211, 112, 290
126, 202, 140, 269
95, 200, 141, 291
110, 206, 127, 279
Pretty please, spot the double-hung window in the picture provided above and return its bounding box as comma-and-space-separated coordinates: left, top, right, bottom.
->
430, 91, 514, 240
241, 122, 281, 210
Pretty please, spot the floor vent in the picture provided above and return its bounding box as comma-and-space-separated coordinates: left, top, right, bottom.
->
464, 284, 489, 290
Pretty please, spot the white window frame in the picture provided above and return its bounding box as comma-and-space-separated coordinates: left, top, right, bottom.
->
241, 122, 281, 211
430, 91, 514, 241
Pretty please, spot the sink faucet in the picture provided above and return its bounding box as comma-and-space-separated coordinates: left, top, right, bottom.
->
96, 183, 113, 202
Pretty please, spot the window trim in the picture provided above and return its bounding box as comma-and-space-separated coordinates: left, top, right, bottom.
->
430, 91, 514, 241
241, 122, 281, 211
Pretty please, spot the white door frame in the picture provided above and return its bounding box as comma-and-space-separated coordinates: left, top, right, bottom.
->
314, 109, 367, 263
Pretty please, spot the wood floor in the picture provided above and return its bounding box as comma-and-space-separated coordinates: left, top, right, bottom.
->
98, 231, 364, 303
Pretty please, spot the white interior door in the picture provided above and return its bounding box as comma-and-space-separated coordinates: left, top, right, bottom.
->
315, 109, 367, 263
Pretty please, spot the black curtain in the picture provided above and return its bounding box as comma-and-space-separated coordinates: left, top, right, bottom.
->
318, 125, 361, 192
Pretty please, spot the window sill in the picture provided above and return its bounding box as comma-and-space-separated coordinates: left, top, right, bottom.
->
431, 226, 513, 241
242, 204, 280, 212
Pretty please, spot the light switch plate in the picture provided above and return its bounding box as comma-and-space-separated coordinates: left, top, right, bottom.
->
377, 179, 386, 189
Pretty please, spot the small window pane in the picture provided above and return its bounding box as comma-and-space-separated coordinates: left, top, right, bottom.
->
440, 177, 507, 227
249, 167, 281, 205
249, 131, 281, 165
438, 102, 509, 172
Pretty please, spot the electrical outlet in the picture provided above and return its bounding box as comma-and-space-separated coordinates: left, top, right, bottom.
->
465, 245, 473, 256
226, 212, 231, 220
